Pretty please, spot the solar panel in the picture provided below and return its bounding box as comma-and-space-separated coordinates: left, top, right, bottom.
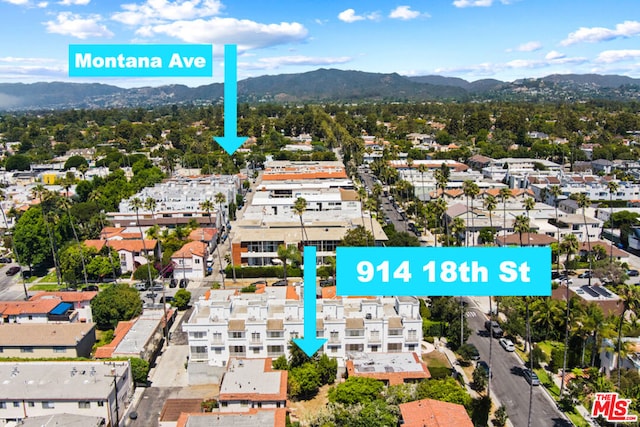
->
592, 286, 611, 298
581, 285, 599, 298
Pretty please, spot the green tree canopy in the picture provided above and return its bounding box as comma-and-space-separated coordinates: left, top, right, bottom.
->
328, 376, 385, 405
415, 377, 472, 408
340, 225, 374, 247
63, 155, 88, 170
91, 283, 143, 330
5, 154, 31, 171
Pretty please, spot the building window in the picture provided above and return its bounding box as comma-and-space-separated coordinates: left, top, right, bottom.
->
267, 345, 284, 357
78, 401, 91, 409
53, 347, 67, 353
28, 315, 33, 320
230, 346, 245, 355
229, 331, 244, 339
97, 402, 104, 407
407, 344, 417, 351
253, 348, 260, 354
267, 331, 283, 338
212, 332, 223, 342
387, 343, 402, 352
388, 329, 402, 336
214, 348, 222, 354
408, 329, 417, 340
371, 345, 379, 352
290, 331, 299, 339
190, 346, 208, 359
195, 258, 200, 264
346, 344, 364, 352
370, 330, 380, 341
190, 331, 206, 339
346, 329, 364, 337
0, 402, 6, 409
12, 402, 19, 408
251, 332, 261, 342
21, 347, 34, 353
42, 402, 55, 409
330, 331, 339, 342
27, 402, 34, 408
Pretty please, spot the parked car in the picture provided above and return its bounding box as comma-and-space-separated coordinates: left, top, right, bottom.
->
179, 278, 188, 288
578, 271, 592, 278
523, 369, 540, 386
459, 343, 480, 361
83, 285, 99, 292
250, 280, 267, 286
271, 279, 288, 287
160, 295, 174, 304
553, 276, 573, 284
145, 292, 157, 300
477, 360, 492, 377
134, 282, 149, 291
0, 257, 11, 264
499, 338, 515, 352
484, 320, 504, 338
169, 278, 178, 288
627, 269, 639, 277
6, 266, 20, 276
150, 284, 164, 292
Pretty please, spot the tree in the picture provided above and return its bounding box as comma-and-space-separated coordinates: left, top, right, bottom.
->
277, 244, 301, 281
215, 192, 236, 283
328, 376, 384, 405
615, 285, 639, 393
173, 289, 191, 310
576, 193, 593, 285
130, 357, 150, 385
340, 225, 374, 247
5, 154, 31, 171
293, 197, 308, 245
316, 353, 337, 385
513, 214, 530, 247
32, 185, 62, 286
12, 207, 50, 271
499, 187, 512, 241
483, 194, 497, 245
129, 197, 155, 286
523, 197, 535, 245
607, 180, 620, 263
462, 180, 479, 246
434, 166, 450, 247
549, 185, 563, 271
58, 196, 88, 286
63, 155, 88, 171
387, 231, 420, 247
289, 363, 322, 400
472, 365, 488, 392
91, 283, 143, 330
133, 263, 158, 281
415, 377, 471, 408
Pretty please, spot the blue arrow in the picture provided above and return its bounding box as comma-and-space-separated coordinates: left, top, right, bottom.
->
214, 44, 247, 155
293, 246, 327, 357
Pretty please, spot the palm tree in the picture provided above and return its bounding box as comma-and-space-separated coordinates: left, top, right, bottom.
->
434, 167, 450, 247
559, 233, 579, 397
417, 164, 428, 201
462, 180, 479, 247
432, 198, 447, 248
576, 193, 593, 286
31, 185, 61, 286
199, 199, 215, 226
277, 244, 301, 282
215, 192, 236, 283
357, 186, 367, 229
577, 302, 605, 367
513, 214, 530, 247
129, 197, 155, 287
549, 185, 563, 271
525, 296, 534, 427
483, 194, 497, 245
450, 217, 465, 247
523, 197, 535, 246
145, 197, 157, 222
607, 180, 620, 264
58, 196, 88, 286
615, 285, 639, 393
293, 197, 308, 245
499, 187, 512, 243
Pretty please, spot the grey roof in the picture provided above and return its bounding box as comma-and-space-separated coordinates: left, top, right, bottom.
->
16, 413, 105, 427
185, 410, 280, 427
219, 358, 282, 396
0, 361, 129, 400
114, 309, 165, 356
0, 323, 95, 347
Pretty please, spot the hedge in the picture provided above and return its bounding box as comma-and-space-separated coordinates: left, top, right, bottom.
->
224, 265, 302, 279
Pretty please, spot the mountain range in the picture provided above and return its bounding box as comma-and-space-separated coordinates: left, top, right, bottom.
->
1, 69, 639, 111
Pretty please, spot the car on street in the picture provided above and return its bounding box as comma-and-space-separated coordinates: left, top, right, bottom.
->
83, 285, 99, 292
523, 369, 540, 386
459, 343, 480, 361
553, 276, 573, 284
499, 338, 515, 352
272, 279, 288, 287
484, 320, 504, 338
169, 278, 178, 288
179, 278, 189, 288
134, 282, 149, 291
6, 266, 20, 276
0, 257, 11, 263
578, 271, 592, 278
151, 284, 164, 292
627, 269, 639, 277
477, 360, 492, 377
250, 280, 267, 286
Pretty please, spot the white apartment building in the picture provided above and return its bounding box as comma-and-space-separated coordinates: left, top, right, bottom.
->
109, 175, 240, 228
0, 361, 132, 427
183, 289, 422, 368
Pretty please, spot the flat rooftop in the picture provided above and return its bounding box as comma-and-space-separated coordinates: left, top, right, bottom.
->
181, 408, 286, 427
350, 352, 426, 374
219, 359, 282, 397
114, 309, 165, 356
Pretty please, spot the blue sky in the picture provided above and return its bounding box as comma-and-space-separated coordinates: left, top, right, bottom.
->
1, 0, 640, 87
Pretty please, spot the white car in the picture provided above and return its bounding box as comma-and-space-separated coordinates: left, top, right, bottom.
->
499, 338, 515, 352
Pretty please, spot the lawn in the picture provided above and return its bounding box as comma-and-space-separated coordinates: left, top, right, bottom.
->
566, 410, 591, 427
534, 368, 560, 399
28, 284, 61, 291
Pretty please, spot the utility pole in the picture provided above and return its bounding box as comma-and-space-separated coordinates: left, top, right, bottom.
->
105, 366, 120, 427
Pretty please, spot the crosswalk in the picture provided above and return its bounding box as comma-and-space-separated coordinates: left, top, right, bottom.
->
465, 311, 477, 318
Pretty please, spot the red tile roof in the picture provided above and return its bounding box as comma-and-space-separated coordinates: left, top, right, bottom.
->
172, 241, 208, 258
84, 239, 158, 253
29, 291, 97, 304
0, 299, 62, 316
188, 228, 217, 242
399, 398, 474, 427
94, 320, 134, 358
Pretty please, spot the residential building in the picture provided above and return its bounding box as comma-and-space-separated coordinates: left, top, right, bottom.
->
399, 398, 474, 427
84, 238, 159, 274
346, 352, 430, 385
108, 175, 240, 228
481, 158, 561, 181
14, 413, 105, 427
0, 297, 93, 324
218, 358, 287, 412
0, 361, 131, 427
548, 214, 602, 242
182, 289, 422, 371
28, 291, 97, 323
0, 323, 95, 358
496, 233, 556, 247
172, 241, 209, 280
600, 338, 640, 377
95, 308, 174, 363
176, 408, 287, 427
552, 284, 623, 317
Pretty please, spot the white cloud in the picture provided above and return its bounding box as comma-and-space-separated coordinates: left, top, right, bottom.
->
561, 20, 640, 46
596, 49, 640, 64
242, 55, 352, 71
58, 0, 90, 5
389, 5, 423, 20
338, 8, 364, 23
545, 50, 565, 60
0, 56, 57, 63
1, 0, 30, 5
112, 0, 222, 26
452, 0, 510, 8
44, 12, 113, 39
512, 41, 542, 52
37, 1, 47, 6
136, 17, 308, 49
435, 54, 587, 76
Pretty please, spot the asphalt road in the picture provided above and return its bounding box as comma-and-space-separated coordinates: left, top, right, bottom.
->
465, 301, 572, 427
0, 263, 29, 300
357, 169, 408, 233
